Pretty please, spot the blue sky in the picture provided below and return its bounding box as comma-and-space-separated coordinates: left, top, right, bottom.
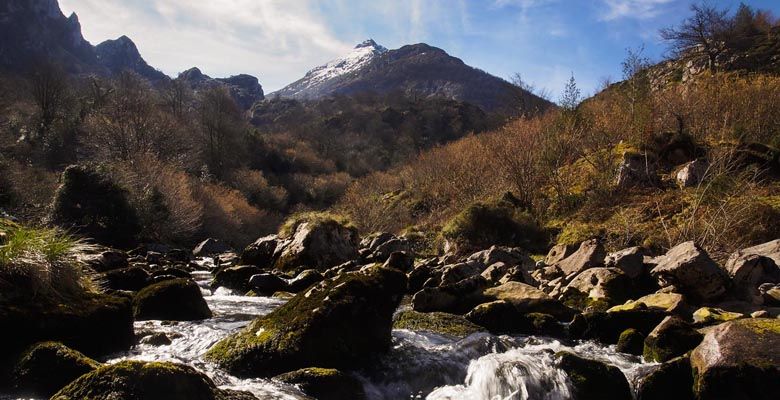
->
58, 0, 780, 97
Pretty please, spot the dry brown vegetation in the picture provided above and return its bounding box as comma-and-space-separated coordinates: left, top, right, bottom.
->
337, 71, 780, 259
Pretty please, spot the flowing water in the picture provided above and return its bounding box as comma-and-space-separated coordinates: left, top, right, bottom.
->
5, 263, 659, 399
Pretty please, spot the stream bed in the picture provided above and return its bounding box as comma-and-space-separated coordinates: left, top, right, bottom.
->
102, 270, 658, 400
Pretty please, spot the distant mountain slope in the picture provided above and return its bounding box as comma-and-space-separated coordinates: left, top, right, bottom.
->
272, 40, 551, 113
178, 67, 265, 110
95, 35, 168, 83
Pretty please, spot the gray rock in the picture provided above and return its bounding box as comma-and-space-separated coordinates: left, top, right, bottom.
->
193, 238, 232, 257
676, 158, 708, 188
650, 241, 729, 302
240, 235, 278, 267
725, 251, 779, 304
554, 239, 606, 278
605, 246, 646, 279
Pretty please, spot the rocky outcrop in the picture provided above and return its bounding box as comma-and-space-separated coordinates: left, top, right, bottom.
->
650, 241, 730, 302
177, 68, 264, 110
95, 35, 168, 82
690, 318, 780, 400
206, 266, 405, 377
616, 152, 658, 188
133, 279, 212, 321
273, 218, 359, 273
51, 360, 257, 400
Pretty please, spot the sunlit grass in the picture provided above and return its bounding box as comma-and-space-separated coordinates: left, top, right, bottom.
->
0, 219, 98, 302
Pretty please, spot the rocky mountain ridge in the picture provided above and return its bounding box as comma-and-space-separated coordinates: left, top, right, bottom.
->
273, 40, 551, 113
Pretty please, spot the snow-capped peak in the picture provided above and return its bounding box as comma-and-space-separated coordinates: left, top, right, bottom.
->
291, 39, 388, 91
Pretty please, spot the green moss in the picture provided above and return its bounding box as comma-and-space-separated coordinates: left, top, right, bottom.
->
393, 310, 485, 338
52, 360, 249, 400
13, 341, 100, 398
205, 266, 406, 377
442, 199, 547, 253
616, 329, 644, 356
743, 318, 780, 336
278, 212, 356, 239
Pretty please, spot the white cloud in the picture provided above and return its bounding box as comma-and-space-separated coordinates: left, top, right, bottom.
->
599, 0, 675, 21
58, 0, 354, 91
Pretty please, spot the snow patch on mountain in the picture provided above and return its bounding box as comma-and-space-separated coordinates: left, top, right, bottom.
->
285, 39, 387, 96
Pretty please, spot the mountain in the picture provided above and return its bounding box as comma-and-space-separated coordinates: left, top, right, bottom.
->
178, 67, 265, 110
0, 0, 100, 73
272, 40, 550, 113
95, 35, 168, 83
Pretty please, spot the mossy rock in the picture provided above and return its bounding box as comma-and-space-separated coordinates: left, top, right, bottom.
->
556, 351, 632, 400
0, 294, 134, 361
12, 341, 99, 398
568, 309, 668, 344
211, 265, 262, 293
51, 360, 256, 400
275, 367, 365, 400
643, 316, 703, 363
636, 355, 695, 400
205, 266, 406, 377
692, 307, 744, 326
441, 199, 548, 254
393, 310, 485, 338
608, 293, 689, 315
133, 278, 212, 321
616, 328, 644, 356
274, 212, 360, 272
690, 318, 780, 400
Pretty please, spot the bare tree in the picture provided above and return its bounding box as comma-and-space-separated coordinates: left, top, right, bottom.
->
660, 3, 732, 72
199, 86, 244, 178
28, 61, 69, 140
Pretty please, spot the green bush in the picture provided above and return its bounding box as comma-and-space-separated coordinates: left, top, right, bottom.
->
49, 165, 140, 248
442, 199, 548, 253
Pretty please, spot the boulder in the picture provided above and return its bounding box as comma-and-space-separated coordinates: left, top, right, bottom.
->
481, 262, 511, 285
604, 246, 646, 279
411, 275, 487, 314
439, 261, 484, 285
206, 266, 406, 377
368, 237, 413, 262
482, 281, 575, 320
607, 292, 689, 315
569, 309, 668, 344
286, 269, 323, 293
247, 273, 287, 296
676, 158, 708, 188
760, 283, 780, 305
545, 243, 577, 265
382, 251, 415, 272
650, 242, 730, 302
690, 318, 780, 400
468, 246, 535, 269
643, 316, 703, 362
133, 279, 212, 321
98, 266, 151, 291
193, 238, 232, 257
616, 328, 645, 356
211, 265, 261, 293
139, 332, 172, 346
239, 235, 278, 267
556, 352, 632, 400
735, 239, 780, 268
393, 310, 485, 339
692, 307, 744, 325
82, 250, 129, 272
2, 295, 135, 360
636, 355, 695, 400
12, 342, 99, 398
725, 251, 780, 304
561, 267, 632, 311
274, 218, 359, 272
275, 368, 365, 400
615, 151, 658, 188
465, 300, 532, 334
51, 360, 257, 400
554, 239, 606, 278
